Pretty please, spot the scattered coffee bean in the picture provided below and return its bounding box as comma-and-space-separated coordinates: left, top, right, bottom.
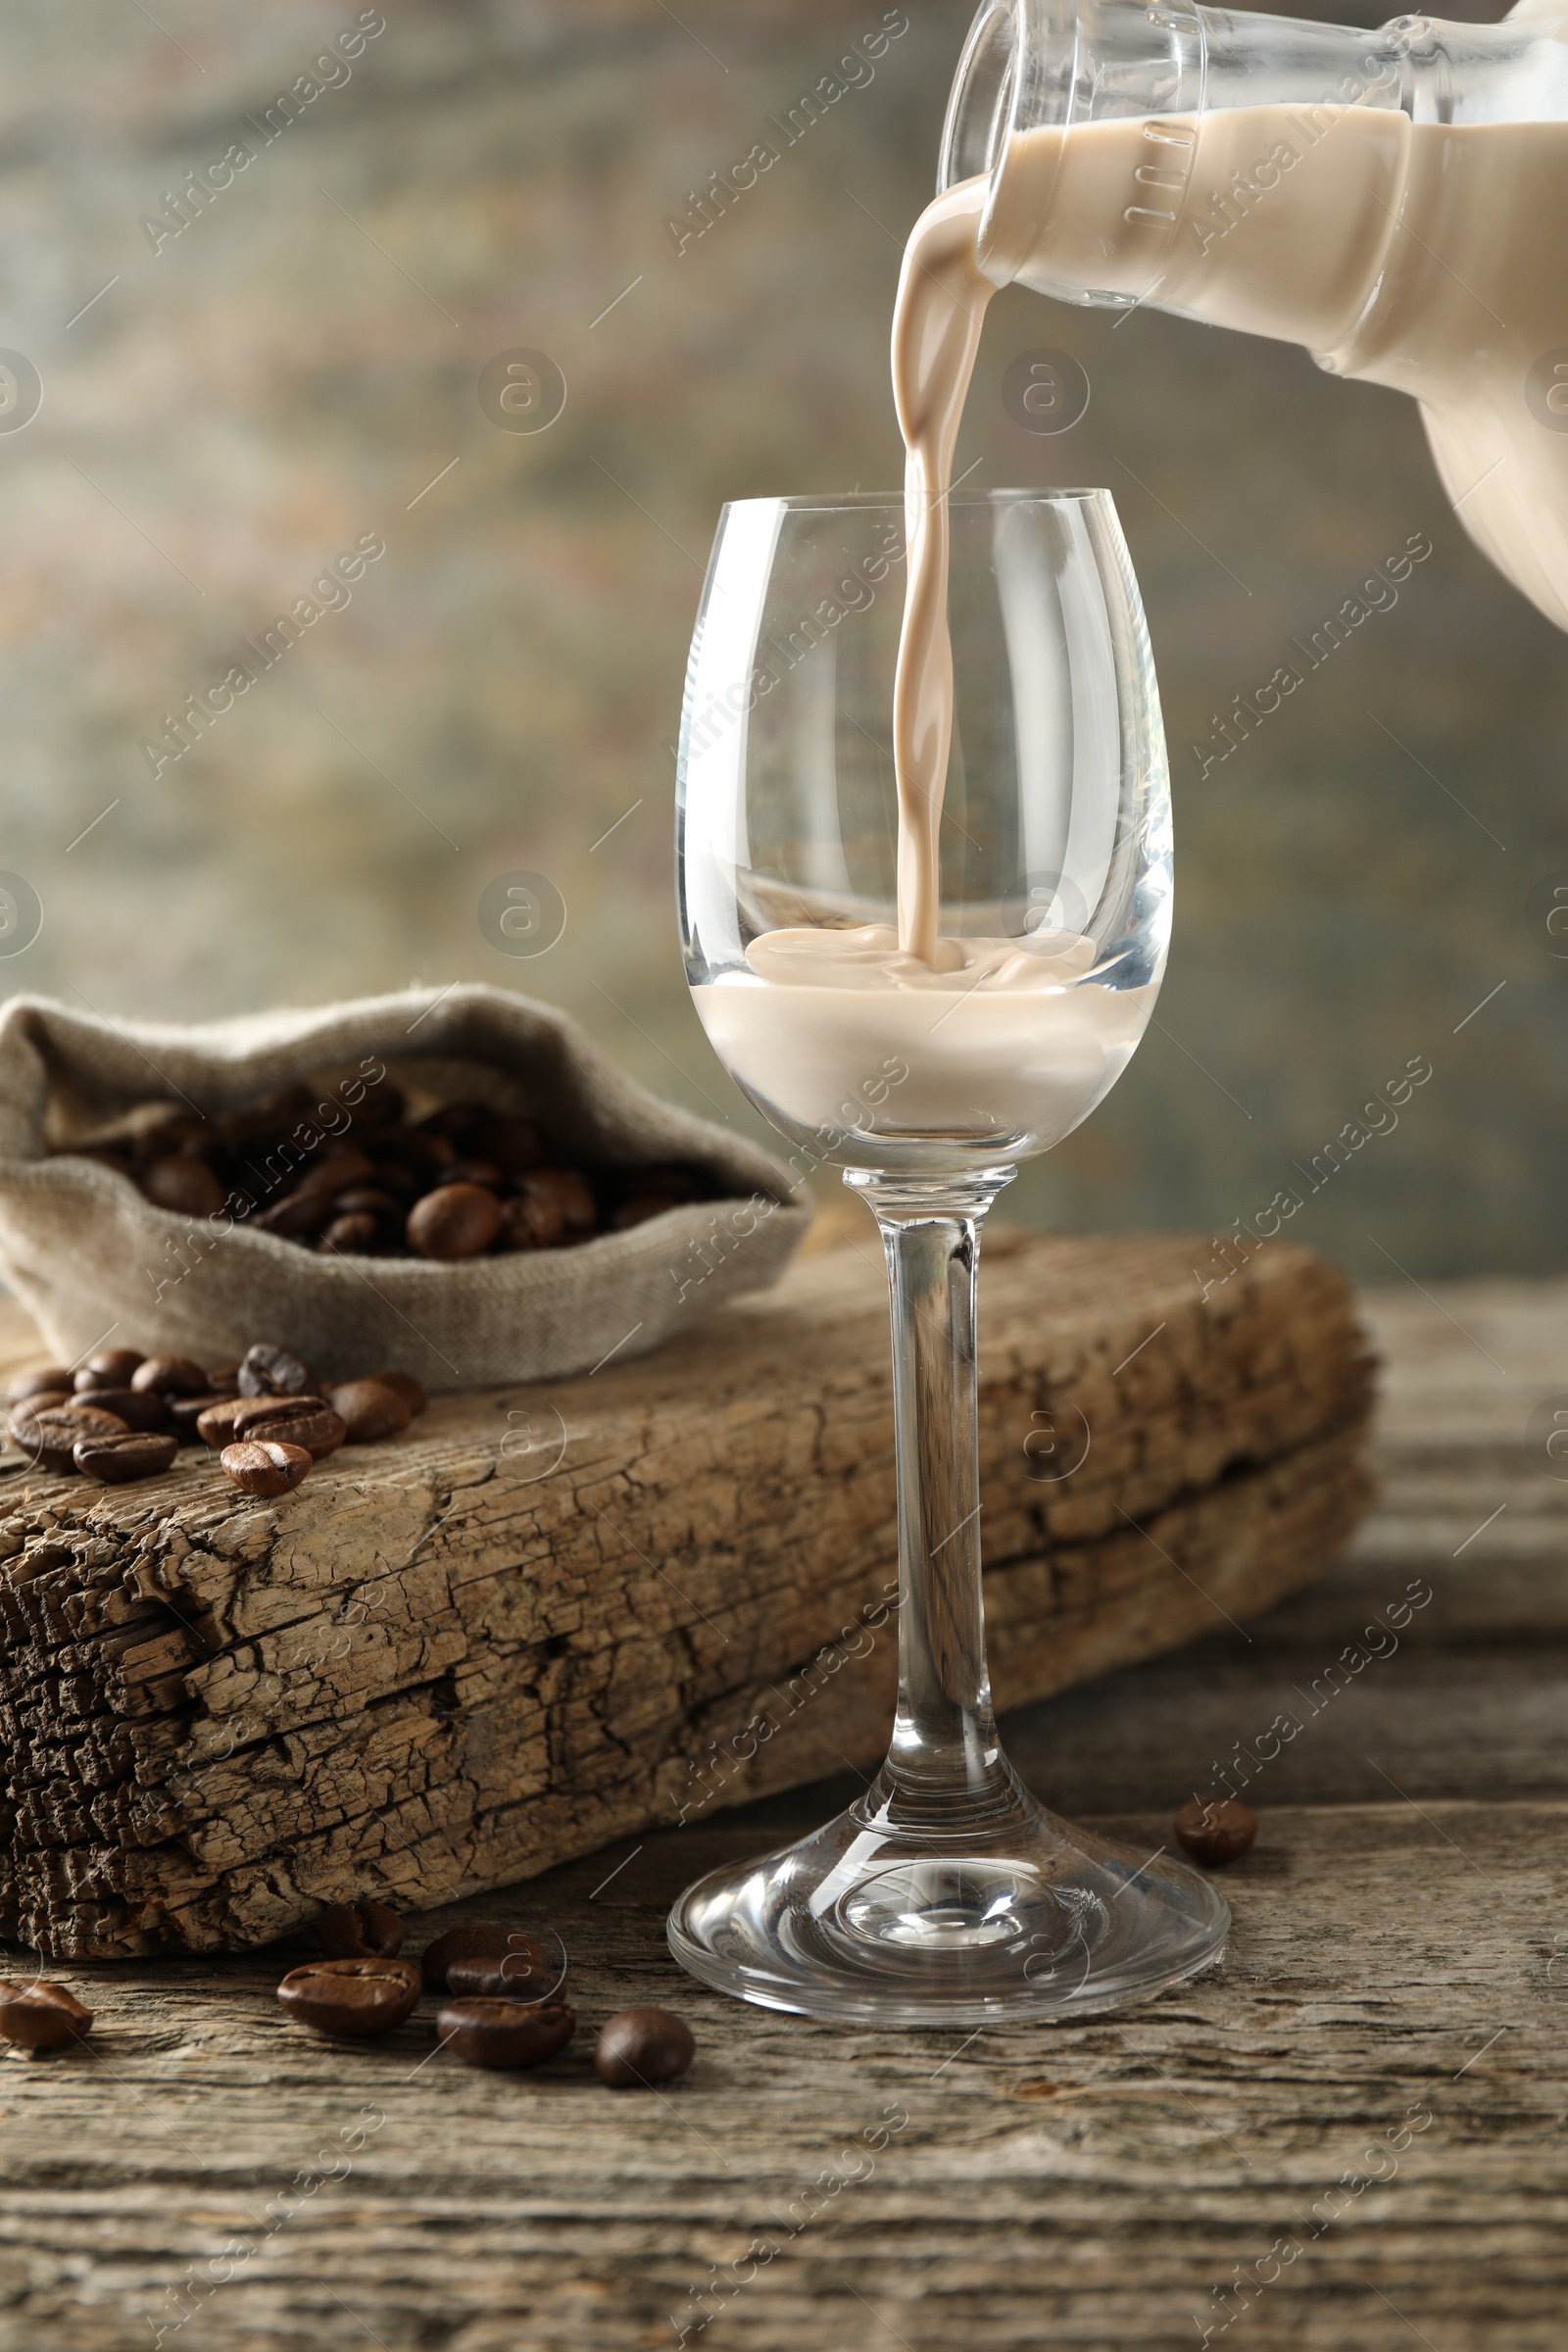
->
593, 2006, 695, 2089
142, 1155, 226, 1218
418, 1922, 551, 1992
437, 1997, 575, 2072
206, 1366, 242, 1396
74, 1430, 179, 1485
6, 1365, 73, 1404
195, 1396, 251, 1447
407, 1182, 503, 1260
231, 1397, 346, 1460
12, 1403, 127, 1474
317, 1899, 404, 1960
0, 1980, 94, 2051
220, 1439, 313, 1498
275, 1957, 421, 2039
81, 1387, 169, 1434
131, 1356, 211, 1398
6, 1396, 69, 1446
326, 1379, 412, 1445
444, 1933, 556, 2002
238, 1343, 316, 1398
1173, 1796, 1257, 1867
373, 1372, 426, 1417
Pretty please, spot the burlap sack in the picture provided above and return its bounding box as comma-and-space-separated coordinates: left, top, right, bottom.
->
0, 986, 809, 1391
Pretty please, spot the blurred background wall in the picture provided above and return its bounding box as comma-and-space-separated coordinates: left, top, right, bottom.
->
1, 0, 1563, 1278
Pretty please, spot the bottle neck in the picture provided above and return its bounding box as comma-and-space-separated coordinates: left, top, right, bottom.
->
947, 0, 1568, 329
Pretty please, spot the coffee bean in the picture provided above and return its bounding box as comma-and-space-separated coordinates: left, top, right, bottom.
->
7, 1393, 70, 1437
325, 1379, 412, 1445
296, 1147, 376, 1198
1173, 1796, 1257, 1867
230, 1394, 319, 1432
436, 1997, 574, 2072
517, 1168, 597, 1237
142, 1155, 226, 1217
231, 1397, 346, 1460
237, 1343, 316, 1399
0, 1980, 93, 2051
418, 1922, 552, 1992
275, 1957, 421, 2039
206, 1366, 243, 1396
317, 1899, 404, 1960
53, 1090, 714, 1272
444, 1933, 556, 2002
417, 1103, 487, 1150
498, 1190, 564, 1250
78, 1348, 146, 1389
93, 1383, 177, 1439
593, 2006, 695, 2089
364, 1161, 421, 1208
318, 1213, 380, 1255
433, 1158, 503, 1191
12, 1403, 127, 1473
164, 1393, 228, 1438
131, 1356, 210, 1398
6, 1366, 72, 1404
74, 1429, 179, 1484
195, 1396, 250, 1447
220, 1439, 313, 1498
488, 1115, 544, 1175
253, 1187, 335, 1239
610, 1194, 684, 1232
373, 1372, 427, 1418
333, 1187, 402, 1222
382, 1127, 456, 1183
407, 1183, 503, 1260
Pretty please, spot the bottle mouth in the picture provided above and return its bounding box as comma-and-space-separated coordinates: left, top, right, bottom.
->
938, 0, 1210, 302
938, 0, 1024, 190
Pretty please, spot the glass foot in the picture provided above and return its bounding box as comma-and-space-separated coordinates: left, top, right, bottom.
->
667, 1779, 1229, 2026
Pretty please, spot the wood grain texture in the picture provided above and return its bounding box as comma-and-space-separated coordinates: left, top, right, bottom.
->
0, 1273, 1560, 2351
0, 1226, 1371, 1959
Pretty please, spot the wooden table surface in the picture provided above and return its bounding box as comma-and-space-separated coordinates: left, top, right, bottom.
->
1, 1273, 1564, 2352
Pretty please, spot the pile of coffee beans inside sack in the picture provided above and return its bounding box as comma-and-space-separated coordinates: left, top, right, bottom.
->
0, 1899, 697, 2087
5, 1341, 425, 1495
58, 1082, 716, 1258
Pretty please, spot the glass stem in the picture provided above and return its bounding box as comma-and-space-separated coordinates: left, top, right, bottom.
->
847, 1168, 1019, 1834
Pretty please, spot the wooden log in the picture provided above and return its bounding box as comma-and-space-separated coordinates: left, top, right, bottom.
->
0, 1225, 1374, 1958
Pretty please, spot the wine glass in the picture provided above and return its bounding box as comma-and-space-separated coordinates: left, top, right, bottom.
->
669, 488, 1228, 2023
